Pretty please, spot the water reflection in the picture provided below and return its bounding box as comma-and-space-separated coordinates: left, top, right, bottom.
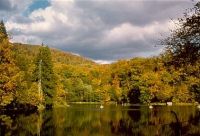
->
0, 105, 200, 136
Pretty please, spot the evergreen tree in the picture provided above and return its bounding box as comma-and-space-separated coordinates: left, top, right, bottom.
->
33, 46, 56, 107
0, 20, 8, 42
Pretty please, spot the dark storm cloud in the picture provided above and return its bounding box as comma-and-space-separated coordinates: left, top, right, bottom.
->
49, 0, 194, 62
75, 0, 193, 26
54, 32, 160, 61
0, 0, 29, 12
0, 0, 12, 11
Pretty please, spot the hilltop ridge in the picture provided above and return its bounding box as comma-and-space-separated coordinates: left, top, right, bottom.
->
12, 43, 96, 66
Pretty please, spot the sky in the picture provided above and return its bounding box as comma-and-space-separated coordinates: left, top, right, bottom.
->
0, 0, 197, 64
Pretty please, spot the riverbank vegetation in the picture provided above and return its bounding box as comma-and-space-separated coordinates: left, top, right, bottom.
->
0, 2, 199, 110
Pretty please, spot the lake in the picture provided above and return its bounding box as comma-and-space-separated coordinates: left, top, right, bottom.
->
0, 104, 200, 136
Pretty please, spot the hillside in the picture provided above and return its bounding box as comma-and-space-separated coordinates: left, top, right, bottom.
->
12, 43, 96, 66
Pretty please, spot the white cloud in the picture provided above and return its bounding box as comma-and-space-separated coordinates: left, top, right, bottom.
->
100, 20, 174, 48
6, 1, 74, 43
11, 35, 42, 44
71, 52, 81, 56
94, 60, 115, 64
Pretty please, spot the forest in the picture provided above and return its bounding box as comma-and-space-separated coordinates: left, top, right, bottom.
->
0, 2, 199, 110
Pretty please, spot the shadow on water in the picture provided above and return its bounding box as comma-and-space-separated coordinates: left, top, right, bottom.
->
0, 105, 200, 136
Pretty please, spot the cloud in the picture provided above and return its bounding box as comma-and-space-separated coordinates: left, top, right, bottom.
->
75, 0, 193, 26
0, 0, 12, 11
0, 0, 35, 21
3, 0, 197, 62
0, 0, 34, 12
94, 60, 115, 64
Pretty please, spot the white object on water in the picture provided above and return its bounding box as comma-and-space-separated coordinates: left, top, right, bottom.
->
149, 105, 153, 109
100, 105, 104, 109
167, 102, 173, 106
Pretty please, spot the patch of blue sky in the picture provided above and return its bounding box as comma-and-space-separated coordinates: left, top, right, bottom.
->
23, 0, 50, 16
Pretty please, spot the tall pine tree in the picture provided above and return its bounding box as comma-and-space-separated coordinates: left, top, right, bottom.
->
0, 20, 8, 42
33, 45, 56, 108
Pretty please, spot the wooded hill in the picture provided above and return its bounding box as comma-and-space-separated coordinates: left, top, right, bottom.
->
13, 43, 95, 66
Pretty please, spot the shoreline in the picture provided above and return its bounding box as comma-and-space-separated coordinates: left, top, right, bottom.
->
68, 102, 199, 106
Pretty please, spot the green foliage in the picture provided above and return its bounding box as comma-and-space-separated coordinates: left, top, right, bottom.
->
16, 82, 42, 106
33, 46, 56, 107
53, 73, 68, 107
0, 20, 8, 41
139, 89, 153, 104
163, 2, 200, 67
64, 78, 93, 102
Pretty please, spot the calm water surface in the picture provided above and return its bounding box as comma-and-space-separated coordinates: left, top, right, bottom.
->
0, 104, 200, 136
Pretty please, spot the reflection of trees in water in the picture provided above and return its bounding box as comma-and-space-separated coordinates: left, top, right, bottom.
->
167, 110, 200, 136
128, 107, 141, 122
40, 110, 58, 136
109, 107, 145, 135
184, 110, 200, 135
169, 111, 182, 136
109, 107, 200, 136
0, 106, 200, 136
110, 119, 136, 135
0, 112, 43, 136
0, 115, 13, 136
